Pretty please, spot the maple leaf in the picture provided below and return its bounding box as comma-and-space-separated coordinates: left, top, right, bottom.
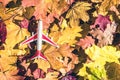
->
34, 59, 50, 72
44, 44, 79, 74
77, 36, 95, 49
0, 50, 17, 73
98, 0, 120, 15
66, 2, 91, 26
110, 6, 120, 16
85, 45, 120, 65
90, 15, 111, 31
49, 20, 82, 45
57, 26, 82, 45
47, 0, 69, 19
90, 21, 117, 47
5, 20, 30, 48
78, 45, 120, 80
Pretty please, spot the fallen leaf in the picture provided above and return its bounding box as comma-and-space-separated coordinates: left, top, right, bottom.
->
34, 59, 50, 72
0, 19, 7, 44
98, 0, 119, 15
77, 36, 95, 49
0, 70, 24, 80
105, 62, 120, 80
66, 2, 91, 26
0, 50, 17, 73
5, 20, 30, 48
90, 15, 111, 31
57, 26, 82, 45
44, 44, 79, 73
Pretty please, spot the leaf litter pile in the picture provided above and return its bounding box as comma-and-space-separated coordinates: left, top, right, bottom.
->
0, 0, 120, 80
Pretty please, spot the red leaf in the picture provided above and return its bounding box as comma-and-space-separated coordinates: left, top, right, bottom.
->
90, 15, 111, 31
0, 19, 7, 44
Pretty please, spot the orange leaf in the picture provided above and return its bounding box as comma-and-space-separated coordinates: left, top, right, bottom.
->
77, 36, 95, 49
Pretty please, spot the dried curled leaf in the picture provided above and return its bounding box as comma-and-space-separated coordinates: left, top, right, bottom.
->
66, 2, 91, 25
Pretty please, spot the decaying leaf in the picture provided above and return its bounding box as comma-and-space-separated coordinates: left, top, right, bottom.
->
91, 0, 103, 3
105, 62, 120, 80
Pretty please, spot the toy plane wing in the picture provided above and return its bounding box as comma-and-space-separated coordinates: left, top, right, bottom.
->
20, 33, 58, 47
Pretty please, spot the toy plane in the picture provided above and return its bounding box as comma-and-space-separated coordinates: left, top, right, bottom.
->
20, 20, 58, 60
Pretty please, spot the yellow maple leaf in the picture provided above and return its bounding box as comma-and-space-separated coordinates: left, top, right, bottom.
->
49, 21, 82, 45
57, 26, 82, 45
0, 50, 17, 72
66, 2, 91, 24
98, 0, 119, 15
5, 20, 30, 48
34, 59, 50, 72
85, 45, 120, 65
